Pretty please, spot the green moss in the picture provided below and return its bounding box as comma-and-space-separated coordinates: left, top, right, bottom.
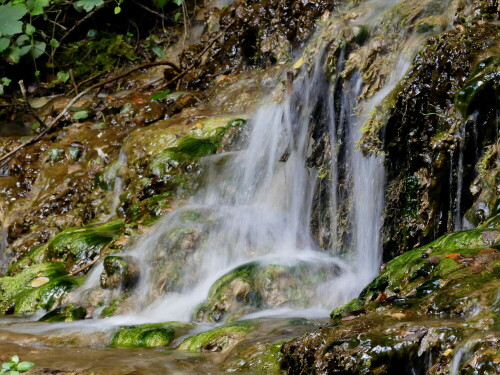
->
331, 228, 500, 319
178, 321, 257, 352
111, 322, 193, 348
100, 296, 125, 318
39, 304, 87, 322
0, 262, 84, 314
10, 220, 125, 274
58, 33, 138, 82
455, 56, 500, 117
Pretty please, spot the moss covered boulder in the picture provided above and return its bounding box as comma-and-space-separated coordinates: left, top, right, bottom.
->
111, 321, 193, 348
194, 260, 339, 322
39, 304, 87, 322
282, 227, 500, 374
9, 220, 125, 275
178, 321, 257, 353
0, 262, 83, 314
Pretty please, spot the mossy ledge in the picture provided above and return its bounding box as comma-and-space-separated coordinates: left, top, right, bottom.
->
282, 227, 500, 374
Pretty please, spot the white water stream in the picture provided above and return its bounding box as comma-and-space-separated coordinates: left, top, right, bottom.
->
2, 0, 453, 336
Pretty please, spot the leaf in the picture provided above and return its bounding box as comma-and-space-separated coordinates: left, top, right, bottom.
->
31, 40, 46, 59
86, 29, 97, 38
444, 253, 461, 259
150, 89, 171, 101
1, 77, 11, 86
49, 38, 59, 47
114, 6, 121, 14
74, 0, 104, 12
26, 0, 50, 16
15, 34, 30, 46
150, 45, 166, 58
73, 110, 89, 120
0, 4, 28, 37
0, 38, 10, 52
11, 356, 19, 364
31, 122, 40, 130
0, 85, 4, 96
119, 102, 131, 113
154, 0, 168, 8
56, 71, 70, 83
10, 371, 20, 375
174, 12, 182, 22
25, 23, 35, 36
1, 363, 11, 370
16, 362, 35, 372
172, 0, 184, 6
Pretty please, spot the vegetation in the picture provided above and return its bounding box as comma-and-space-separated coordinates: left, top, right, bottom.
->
0, 356, 35, 375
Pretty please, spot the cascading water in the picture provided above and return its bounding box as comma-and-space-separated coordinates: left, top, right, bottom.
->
71, 0, 433, 327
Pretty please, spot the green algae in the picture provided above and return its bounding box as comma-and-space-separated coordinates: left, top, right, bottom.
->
111, 322, 193, 348
9, 220, 125, 274
39, 304, 87, 322
178, 321, 257, 352
331, 227, 500, 321
0, 262, 84, 314
455, 56, 500, 118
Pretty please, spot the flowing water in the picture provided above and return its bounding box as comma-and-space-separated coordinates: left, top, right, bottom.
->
0, 0, 469, 372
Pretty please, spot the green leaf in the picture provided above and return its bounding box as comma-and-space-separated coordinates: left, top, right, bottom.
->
0, 368, 7, 375
1, 77, 11, 86
15, 34, 30, 46
56, 71, 69, 83
31, 122, 40, 130
1, 363, 11, 370
154, 0, 168, 8
0, 38, 10, 52
114, 6, 121, 14
90, 122, 106, 130
150, 45, 166, 58
172, 0, 184, 6
16, 362, 35, 372
119, 103, 131, 113
0, 85, 4, 96
0, 4, 28, 37
48, 148, 63, 160
11, 356, 19, 364
86, 29, 97, 38
25, 23, 35, 36
150, 89, 171, 101
73, 110, 89, 120
10, 371, 20, 375
26, 0, 50, 16
31, 40, 46, 58
174, 12, 182, 22
74, 0, 104, 12
49, 38, 59, 47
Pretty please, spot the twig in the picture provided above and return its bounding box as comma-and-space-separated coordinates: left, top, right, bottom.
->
69, 68, 78, 95
131, 0, 169, 21
68, 245, 111, 276
181, 0, 189, 50
0, 59, 181, 166
18, 80, 48, 129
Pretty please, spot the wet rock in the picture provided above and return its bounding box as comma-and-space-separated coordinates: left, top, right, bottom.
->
100, 255, 140, 290
282, 227, 500, 374
9, 220, 125, 275
39, 304, 87, 322
0, 262, 83, 314
111, 321, 193, 348
194, 261, 340, 322
178, 321, 257, 352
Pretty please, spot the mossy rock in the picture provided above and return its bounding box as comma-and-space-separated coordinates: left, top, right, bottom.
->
178, 321, 257, 352
111, 321, 193, 348
194, 261, 337, 322
100, 255, 140, 290
331, 228, 500, 321
10, 220, 125, 274
39, 304, 87, 322
0, 262, 84, 314
455, 56, 500, 118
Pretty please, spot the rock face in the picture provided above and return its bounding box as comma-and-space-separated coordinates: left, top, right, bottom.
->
281, 227, 500, 374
